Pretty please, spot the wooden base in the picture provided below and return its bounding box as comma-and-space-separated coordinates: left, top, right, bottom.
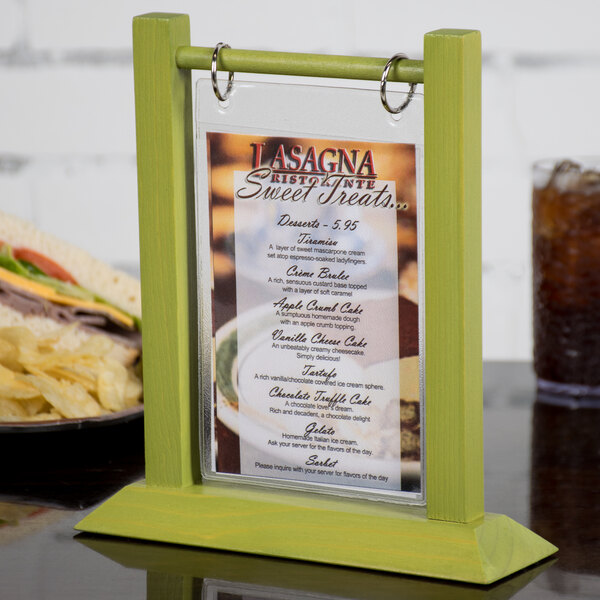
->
76, 480, 556, 585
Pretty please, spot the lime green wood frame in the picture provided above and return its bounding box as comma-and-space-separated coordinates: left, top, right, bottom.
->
77, 12, 556, 584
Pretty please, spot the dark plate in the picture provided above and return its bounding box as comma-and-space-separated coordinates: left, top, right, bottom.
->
0, 404, 144, 433
0, 405, 145, 509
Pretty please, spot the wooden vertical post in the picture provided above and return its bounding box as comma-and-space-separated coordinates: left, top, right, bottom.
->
424, 29, 483, 522
133, 13, 198, 487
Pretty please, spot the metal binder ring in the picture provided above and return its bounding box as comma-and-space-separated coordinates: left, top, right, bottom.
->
380, 53, 416, 114
211, 42, 234, 102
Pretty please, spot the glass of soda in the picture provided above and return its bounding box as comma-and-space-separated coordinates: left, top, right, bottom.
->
533, 158, 600, 398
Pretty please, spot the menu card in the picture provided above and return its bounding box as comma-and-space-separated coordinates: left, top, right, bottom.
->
204, 131, 422, 500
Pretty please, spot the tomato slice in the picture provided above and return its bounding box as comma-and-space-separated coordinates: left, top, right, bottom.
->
13, 247, 78, 284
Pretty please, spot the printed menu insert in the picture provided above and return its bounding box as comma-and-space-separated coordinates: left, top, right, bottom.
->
206, 132, 422, 498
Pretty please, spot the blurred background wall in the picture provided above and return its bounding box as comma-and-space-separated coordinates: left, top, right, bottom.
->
1, 0, 598, 361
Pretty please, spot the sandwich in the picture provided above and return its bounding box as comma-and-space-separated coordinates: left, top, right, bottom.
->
0, 211, 142, 422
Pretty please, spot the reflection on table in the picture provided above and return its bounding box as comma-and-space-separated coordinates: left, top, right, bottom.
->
531, 393, 600, 596
0, 363, 598, 599
79, 534, 552, 600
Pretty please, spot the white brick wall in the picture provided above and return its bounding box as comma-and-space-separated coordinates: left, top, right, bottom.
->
0, 65, 135, 155
0, 0, 23, 52
514, 63, 600, 160
27, 0, 153, 51
32, 157, 139, 266
2, 0, 600, 360
0, 158, 33, 220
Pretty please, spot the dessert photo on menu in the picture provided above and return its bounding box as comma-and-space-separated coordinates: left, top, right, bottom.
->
205, 132, 422, 500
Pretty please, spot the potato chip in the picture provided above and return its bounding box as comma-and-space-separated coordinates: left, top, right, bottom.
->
35, 322, 79, 348
0, 323, 142, 422
0, 363, 40, 399
25, 410, 63, 421
97, 359, 128, 412
0, 397, 28, 419
43, 365, 96, 392
78, 334, 114, 357
21, 396, 48, 416
0, 338, 21, 372
0, 382, 40, 400
124, 370, 143, 408
0, 327, 36, 356
22, 372, 103, 419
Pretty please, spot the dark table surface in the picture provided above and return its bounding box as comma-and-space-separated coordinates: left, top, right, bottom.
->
1, 362, 598, 599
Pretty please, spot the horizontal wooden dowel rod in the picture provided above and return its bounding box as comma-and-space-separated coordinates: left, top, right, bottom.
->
175, 46, 424, 84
